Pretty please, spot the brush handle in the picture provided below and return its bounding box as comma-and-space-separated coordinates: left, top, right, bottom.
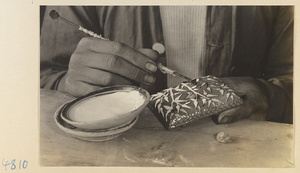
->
49, 10, 108, 40
157, 63, 193, 82
78, 26, 109, 40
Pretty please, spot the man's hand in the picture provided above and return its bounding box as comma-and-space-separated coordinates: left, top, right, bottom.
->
57, 37, 158, 96
217, 77, 269, 124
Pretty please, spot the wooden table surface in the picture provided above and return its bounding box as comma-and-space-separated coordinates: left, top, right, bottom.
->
40, 89, 294, 167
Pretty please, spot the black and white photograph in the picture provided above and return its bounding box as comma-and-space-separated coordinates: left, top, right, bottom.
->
39, 5, 294, 167
1, 1, 299, 172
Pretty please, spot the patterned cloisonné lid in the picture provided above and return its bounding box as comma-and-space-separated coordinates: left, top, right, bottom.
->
148, 75, 243, 129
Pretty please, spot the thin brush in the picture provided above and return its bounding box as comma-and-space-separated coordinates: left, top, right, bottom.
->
49, 10, 108, 40
157, 63, 196, 84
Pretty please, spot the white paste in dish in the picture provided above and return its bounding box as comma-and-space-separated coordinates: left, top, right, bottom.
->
68, 91, 145, 122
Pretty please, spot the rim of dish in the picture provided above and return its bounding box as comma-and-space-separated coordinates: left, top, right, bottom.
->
60, 85, 150, 124
54, 104, 139, 138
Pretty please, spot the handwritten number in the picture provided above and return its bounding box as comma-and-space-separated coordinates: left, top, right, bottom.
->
23, 160, 28, 169
1, 159, 28, 170
11, 159, 16, 170
2, 159, 10, 170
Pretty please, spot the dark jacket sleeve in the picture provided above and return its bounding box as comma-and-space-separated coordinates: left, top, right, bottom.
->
262, 6, 293, 123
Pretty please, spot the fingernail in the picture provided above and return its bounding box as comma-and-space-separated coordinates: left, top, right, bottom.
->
220, 116, 231, 124
145, 63, 157, 72
144, 74, 156, 84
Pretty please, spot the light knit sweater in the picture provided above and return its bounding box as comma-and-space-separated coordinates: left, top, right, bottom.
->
160, 6, 207, 87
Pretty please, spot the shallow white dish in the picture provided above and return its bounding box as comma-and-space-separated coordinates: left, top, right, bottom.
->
60, 85, 150, 130
54, 103, 138, 142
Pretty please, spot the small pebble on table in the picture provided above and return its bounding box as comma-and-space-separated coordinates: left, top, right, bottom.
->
216, 131, 232, 143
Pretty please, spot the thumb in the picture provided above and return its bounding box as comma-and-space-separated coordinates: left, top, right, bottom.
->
234, 91, 246, 98
138, 48, 159, 61
218, 106, 245, 124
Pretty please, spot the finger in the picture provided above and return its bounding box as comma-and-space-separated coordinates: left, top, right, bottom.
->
64, 79, 101, 97
74, 52, 156, 85
217, 106, 248, 124
234, 91, 246, 98
77, 37, 157, 73
218, 92, 268, 124
71, 67, 133, 86
138, 48, 159, 61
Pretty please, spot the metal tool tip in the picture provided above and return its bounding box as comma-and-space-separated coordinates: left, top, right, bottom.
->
49, 10, 60, 20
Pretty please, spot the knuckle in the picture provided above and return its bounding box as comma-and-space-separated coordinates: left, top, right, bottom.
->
104, 55, 118, 68
130, 52, 139, 64
70, 51, 91, 68
112, 42, 127, 54
77, 37, 94, 50
68, 58, 83, 72
131, 68, 145, 82
132, 68, 141, 79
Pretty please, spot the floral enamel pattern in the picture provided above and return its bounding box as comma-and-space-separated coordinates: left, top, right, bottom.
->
148, 75, 243, 129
